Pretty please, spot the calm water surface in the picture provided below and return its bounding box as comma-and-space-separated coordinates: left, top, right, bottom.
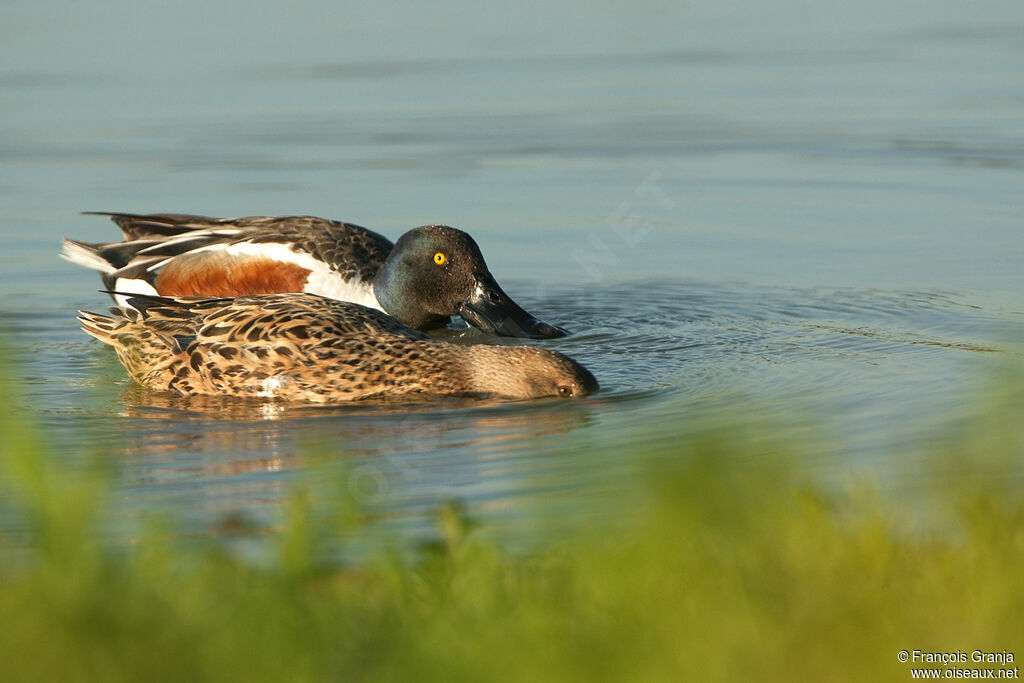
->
2, 0, 1022, 546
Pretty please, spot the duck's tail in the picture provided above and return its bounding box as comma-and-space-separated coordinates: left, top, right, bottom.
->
77, 301, 192, 391
76, 308, 122, 347
61, 236, 171, 299
76, 298, 156, 344
60, 238, 117, 274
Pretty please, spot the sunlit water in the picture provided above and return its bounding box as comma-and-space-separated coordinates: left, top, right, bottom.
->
2, 0, 1022, 546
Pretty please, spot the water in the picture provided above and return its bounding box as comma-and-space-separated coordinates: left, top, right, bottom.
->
2, 0, 1023, 545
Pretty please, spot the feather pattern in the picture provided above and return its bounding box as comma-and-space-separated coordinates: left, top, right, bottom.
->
77, 293, 597, 402
70, 213, 393, 287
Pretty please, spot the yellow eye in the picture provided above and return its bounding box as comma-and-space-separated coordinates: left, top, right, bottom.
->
433, 252, 446, 265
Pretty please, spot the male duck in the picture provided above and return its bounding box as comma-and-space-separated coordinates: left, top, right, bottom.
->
77, 293, 598, 402
62, 212, 567, 339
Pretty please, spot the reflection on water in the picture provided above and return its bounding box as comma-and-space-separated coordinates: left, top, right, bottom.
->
101, 376, 603, 540
114, 382, 596, 462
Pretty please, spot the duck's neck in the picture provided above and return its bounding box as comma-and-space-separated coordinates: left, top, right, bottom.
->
459, 345, 535, 399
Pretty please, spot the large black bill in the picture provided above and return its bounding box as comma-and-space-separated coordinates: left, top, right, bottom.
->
458, 275, 568, 339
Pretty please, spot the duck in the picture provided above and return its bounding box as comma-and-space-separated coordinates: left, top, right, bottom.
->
77, 292, 598, 403
61, 212, 567, 339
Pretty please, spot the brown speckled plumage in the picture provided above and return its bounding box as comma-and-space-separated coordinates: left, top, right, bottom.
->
77, 293, 598, 403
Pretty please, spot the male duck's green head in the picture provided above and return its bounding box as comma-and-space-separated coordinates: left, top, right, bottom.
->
373, 225, 568, 339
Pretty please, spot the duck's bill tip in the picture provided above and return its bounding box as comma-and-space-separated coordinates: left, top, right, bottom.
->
485, 316, 569, 339
518, 319, 569, 339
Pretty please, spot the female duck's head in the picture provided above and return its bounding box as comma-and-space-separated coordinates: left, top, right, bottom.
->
462, 344, 599, 400
372, 225, 568, 339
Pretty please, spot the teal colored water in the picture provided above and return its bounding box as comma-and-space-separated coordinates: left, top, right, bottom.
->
2, 0, 1022, 542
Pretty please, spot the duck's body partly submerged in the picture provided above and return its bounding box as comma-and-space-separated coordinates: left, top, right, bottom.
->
77, 293, 597, 402
63, 212, 566, 339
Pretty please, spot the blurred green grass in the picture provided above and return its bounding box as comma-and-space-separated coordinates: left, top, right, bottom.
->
1, 355, 1023, 682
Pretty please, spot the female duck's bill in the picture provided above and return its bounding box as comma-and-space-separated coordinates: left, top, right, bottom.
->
62, 213, 569, 340
77, 292, 597, 403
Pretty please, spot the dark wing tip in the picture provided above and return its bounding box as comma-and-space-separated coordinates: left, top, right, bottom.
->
81, 211, 140, 219
101, 289, 235, 309
100, 290, 190, 317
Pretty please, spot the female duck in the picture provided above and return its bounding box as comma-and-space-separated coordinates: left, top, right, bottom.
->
62, 212, 566, 339
78, 293, 598, 402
